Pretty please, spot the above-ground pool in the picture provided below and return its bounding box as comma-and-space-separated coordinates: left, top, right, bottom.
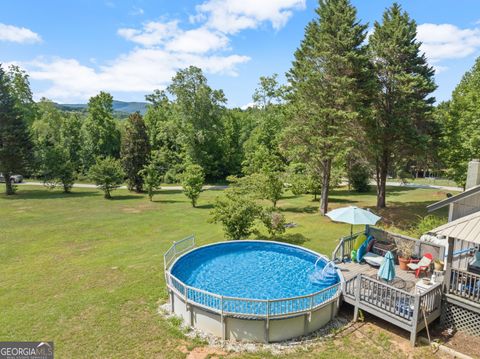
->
165, 239, 343, 342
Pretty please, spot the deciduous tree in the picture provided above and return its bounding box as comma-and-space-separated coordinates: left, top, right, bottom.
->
88, 157, 124, 199
82, 92, 120, 170
181, 163, 205, 207
121, 112, 150, 192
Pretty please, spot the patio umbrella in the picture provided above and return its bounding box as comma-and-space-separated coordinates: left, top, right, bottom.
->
378, 251, 396, 282
325, 206, 381, 237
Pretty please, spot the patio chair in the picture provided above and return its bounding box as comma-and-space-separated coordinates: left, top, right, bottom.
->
407, 253, 433, 278
468, 250, 480, 275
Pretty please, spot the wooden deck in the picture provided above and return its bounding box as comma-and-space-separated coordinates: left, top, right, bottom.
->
337, 261, 420, 294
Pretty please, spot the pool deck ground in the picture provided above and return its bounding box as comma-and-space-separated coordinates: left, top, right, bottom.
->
337, 261, 421, 294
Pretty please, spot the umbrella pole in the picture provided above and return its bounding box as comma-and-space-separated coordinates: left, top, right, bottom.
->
350, 224, 353, 239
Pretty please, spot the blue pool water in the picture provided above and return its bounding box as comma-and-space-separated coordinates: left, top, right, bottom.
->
171, 241, 339, 300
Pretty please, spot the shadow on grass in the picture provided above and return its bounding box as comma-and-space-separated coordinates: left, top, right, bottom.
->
1, 189, 100, 200
280, 205, 317, 214
153, 199, 185, 204
329, 197, 359, 204
253, 232, 309, 245
110, 195, 141, 201
195, 203, 214, 209
376, 200, 448, 231
330, 185, 416, 198
159, 189, 183, 195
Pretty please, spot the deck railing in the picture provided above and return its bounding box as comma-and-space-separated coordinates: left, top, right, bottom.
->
347, 274, 442, 324
417, 282, 443, 321
332, 232, 363, 262
357, 275, 416, 322
447, 268, 480, 303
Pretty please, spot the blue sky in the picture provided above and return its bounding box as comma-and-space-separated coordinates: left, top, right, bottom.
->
1, 0, 480, 107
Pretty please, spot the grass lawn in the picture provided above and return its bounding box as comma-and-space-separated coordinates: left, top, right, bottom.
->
0, 185, 451, 358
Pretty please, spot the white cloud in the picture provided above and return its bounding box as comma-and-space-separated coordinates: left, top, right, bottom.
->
166, 27, 229, 53
417, 23, 480, 63
194, 0, 306, 34
240, 102, 256, 110
118, 21, 180, 47
0, 23, 41, 43
130, 6, 144, 16
26, 50, 249, 102
17, 0, 307, 102
119, 21, 229, 54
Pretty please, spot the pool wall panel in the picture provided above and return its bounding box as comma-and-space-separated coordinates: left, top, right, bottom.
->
192, 307, 224, 337
269, 315, 305, 341
227, 318, 265, 342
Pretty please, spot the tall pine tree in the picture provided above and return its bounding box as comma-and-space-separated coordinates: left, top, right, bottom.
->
121, 112, 150, 192
286, 0, 370, 214
367, 3, 436, 208
0, 65, 32, 195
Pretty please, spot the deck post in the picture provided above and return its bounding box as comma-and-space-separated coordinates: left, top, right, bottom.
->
353, 275, 361, 321
410, 294, 421, 347
444, 236, 455, 293
221, 296, 226, 342
340, 237, 345, 262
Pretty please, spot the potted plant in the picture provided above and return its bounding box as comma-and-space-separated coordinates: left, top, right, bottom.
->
434, 259, 444, 271
395, 238, 415, 270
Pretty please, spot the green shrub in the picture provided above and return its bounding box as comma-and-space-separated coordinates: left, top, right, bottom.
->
409, 215, 447, 237
260, 208, 286, 238
181, 164, 205, 207
88, 157, 124, 199
348, 163, 371, 192
210, 189, 260, 240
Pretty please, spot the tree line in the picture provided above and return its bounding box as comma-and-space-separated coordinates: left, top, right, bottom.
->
1, 0, 478, 231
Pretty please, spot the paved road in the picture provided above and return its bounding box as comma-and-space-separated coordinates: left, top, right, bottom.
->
18, 182, 228, 191
17, 181, 462, 192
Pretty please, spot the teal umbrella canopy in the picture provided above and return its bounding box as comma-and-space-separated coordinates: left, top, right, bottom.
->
326, 206, 381, 225
378, 251, 396, 282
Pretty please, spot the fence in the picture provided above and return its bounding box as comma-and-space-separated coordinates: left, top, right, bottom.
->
331, 232, 362, 262
164, 239, 342, 319
166, 269, 341, 318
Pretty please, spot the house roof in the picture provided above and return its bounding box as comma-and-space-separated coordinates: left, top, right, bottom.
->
426, 184, 480, 212
429, 210, 480, 244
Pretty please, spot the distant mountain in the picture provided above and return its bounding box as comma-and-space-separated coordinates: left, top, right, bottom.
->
55, 100, 148, 115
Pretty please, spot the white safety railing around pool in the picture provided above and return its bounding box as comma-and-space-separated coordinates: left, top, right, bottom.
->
163, 234, 196, 273
164, 239, 342, 319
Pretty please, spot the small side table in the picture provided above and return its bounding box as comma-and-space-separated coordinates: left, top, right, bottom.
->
415, 279, 433, 295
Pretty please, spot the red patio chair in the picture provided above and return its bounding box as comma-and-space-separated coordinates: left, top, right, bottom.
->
407, 253, 433, 278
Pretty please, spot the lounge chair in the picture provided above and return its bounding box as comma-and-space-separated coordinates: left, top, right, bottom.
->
407, 253, 433, 278
363, 252, 384, 267
468, 251, 480, 275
